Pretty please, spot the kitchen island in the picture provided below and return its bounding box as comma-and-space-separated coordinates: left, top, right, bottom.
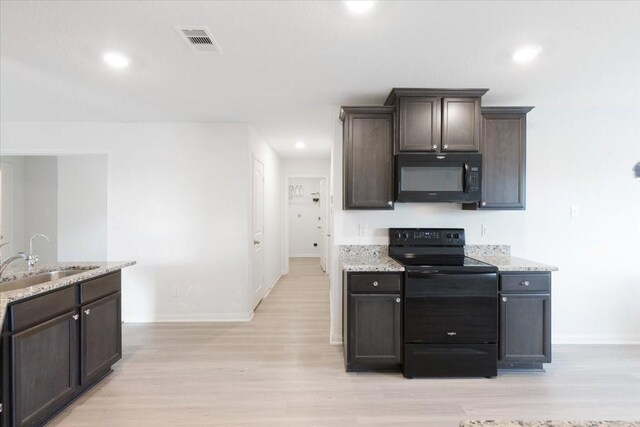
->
0, 261, 135, 427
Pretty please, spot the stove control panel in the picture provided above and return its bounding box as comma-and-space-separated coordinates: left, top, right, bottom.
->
389, 228, 465, 246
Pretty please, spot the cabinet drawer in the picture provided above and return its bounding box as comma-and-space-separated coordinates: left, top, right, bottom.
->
9, 286, 76, 332
500, 273, 550, 293
80, 271, 121, 304
349, 274, 401, 293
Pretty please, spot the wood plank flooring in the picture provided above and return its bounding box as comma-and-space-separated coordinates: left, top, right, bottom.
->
50, 258, 640, 426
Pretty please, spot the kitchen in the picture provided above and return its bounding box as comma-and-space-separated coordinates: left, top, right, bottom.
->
1, 1, 640, 426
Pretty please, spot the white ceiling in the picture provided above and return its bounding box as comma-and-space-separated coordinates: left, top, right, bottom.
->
1, 1, 639, 158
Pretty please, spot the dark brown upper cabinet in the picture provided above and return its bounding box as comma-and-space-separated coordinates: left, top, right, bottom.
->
465, 106, 533, 210
340, 106, 395, 210
384, 88, 488, 153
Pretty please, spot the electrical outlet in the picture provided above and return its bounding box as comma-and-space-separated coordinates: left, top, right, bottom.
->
173, 288, 180, 297
481, 224, 489, 237
570, 205, 579, 218
358, 223, 367, 236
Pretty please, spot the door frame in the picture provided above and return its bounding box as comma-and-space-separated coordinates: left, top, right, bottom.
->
283, 175, 329, 275
251, 156, 266, 310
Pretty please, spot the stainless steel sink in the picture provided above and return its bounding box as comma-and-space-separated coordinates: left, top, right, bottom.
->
0, 269, 91, 292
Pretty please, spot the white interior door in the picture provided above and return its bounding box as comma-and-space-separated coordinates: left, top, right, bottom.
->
251, 158, 265, 310
319, 178, 328, 272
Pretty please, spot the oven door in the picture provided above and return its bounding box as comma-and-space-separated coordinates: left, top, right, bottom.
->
404, 272, 497, 344
395, 153, 481, 203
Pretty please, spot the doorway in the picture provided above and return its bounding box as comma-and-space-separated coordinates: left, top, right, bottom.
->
285, 176, 328, 273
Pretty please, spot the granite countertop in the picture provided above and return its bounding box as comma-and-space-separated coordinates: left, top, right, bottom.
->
469, 254, 558, 272
0, 261, 136, 327
339, 244, 557, 273
339, 245, 404, 272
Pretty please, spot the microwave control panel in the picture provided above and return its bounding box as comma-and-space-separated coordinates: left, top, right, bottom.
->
468, 167, 481, 193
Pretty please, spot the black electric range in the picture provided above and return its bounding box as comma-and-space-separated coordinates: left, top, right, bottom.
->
388, 228, 498, 378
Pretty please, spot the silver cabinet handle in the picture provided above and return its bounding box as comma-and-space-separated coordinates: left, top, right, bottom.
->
84, 309, 91, 315
373, 281, 379, 286
254, 240, 260, 245
431, 144, 437, 150
521, 280, 531, 286
481, 202, 487, 206
502, 297, 508, 302
396, 298, 401, 303
387, 201, 393, 206
443, 144, 448, 149
72, 314, 79, 320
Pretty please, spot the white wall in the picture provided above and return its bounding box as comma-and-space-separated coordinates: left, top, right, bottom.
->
23, 156, 58, 263
288, 177, 322, 257
330, 106, 640, 345
248, 126, 283, 296
1, 122, 283, 323
58, 155, 108, 261
0, 156, 25, 258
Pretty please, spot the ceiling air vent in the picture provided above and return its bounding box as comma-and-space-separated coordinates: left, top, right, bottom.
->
175, 26, 222, 53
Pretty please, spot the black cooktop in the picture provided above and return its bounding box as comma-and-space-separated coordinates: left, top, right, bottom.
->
388, 228, 498, 274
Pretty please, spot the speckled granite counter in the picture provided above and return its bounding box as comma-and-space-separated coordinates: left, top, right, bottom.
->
470, 255, 558, 272
339, 245, 404, 272
0, 261, 136, 327
339, 244, 556, 273
465, 244, 558, 272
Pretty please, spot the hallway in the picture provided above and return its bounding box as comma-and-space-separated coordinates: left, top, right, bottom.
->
50, 258, 640, 426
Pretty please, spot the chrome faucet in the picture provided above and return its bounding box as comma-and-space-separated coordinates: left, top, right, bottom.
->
0, 252, 28, 279
26, 234, 50, 269
0, 241, 10, 264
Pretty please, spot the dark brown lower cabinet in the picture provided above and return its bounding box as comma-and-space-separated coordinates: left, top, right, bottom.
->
1, 271, 123, 427
498, 272, 551, 369
11, 311, 78, 427
343, 272, 402, 371
81, 292, 122, 385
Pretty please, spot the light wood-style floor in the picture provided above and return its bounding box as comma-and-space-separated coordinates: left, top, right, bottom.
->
50, 258, 640, 426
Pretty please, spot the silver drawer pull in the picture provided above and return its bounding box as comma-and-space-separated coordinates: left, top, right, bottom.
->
395, 298, 401, 303
72, 314, 79, 321
373, 281, 379, 286
521, 280, 531, 286
502, 297, 508, 302
84, 309, 91, 315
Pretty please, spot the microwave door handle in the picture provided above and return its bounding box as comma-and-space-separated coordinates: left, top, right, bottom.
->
462, 163, 469, 192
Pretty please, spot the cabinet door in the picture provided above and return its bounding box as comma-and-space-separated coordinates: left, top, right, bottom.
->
81, 292, 122, 385
479, 111, 527, 209
343, 110, 394, 209
398, 97, 441, 152
347, 294, 401, 366
442, 97, 481, 152
499, 293, 551, 364
11, 311, 78, 426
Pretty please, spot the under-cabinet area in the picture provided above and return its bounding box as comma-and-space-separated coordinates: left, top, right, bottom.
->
1, 268, 128, 427
340, 237, 557, 378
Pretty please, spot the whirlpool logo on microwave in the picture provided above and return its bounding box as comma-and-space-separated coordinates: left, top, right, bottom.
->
437, 156, 446, 159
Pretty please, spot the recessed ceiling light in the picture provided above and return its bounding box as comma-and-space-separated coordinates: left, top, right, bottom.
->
344, 1, 375, 15
103, 51, 131, 69
295, 141, 305, 149
512, 45, 542, 63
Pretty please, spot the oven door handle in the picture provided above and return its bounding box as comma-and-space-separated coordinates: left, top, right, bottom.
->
406, 271, 440, 278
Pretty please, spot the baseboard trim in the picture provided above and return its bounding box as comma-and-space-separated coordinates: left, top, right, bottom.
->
330, 334, 343, 345
553, 334, 640, 345
290, 254, 321, 258
263, 273, 282, 299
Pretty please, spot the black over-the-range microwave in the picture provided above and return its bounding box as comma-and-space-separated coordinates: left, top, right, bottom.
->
395, 153, 482, 203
